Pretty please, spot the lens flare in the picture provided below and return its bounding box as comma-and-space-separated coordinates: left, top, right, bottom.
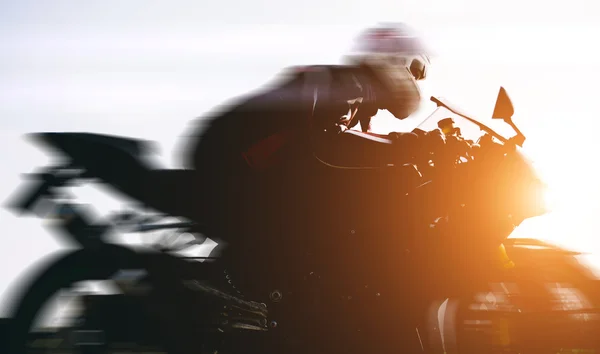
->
543, 186, 560, 213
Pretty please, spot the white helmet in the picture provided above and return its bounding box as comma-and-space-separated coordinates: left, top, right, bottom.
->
345, 23, 430, 82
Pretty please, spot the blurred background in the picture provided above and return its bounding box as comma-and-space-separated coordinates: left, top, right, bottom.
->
1, 0, 599, 316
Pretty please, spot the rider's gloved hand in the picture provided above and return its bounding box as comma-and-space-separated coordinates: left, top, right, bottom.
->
426, 129, 446, 154
388, 131, 418, 152
387, 131, 420, 161
389, 130, 442, 166
410, 128, 428, 138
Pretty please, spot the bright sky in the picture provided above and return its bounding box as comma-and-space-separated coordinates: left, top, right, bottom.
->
1, 0, 600, 316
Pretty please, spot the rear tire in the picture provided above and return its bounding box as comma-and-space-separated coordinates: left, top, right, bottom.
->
6, 247, 148, 354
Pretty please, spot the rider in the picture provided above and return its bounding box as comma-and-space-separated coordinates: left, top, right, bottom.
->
185, 23, 436, 264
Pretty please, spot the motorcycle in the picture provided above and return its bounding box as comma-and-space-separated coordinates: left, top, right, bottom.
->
4, 87, 600, 354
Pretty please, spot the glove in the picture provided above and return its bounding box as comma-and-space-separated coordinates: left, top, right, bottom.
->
389, 131, 441, 167
424, 128, 446, 154
387, 131, 419, 149
411, 128, 428, 137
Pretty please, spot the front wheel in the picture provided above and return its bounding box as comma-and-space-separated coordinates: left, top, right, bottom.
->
437, 275, 600, 354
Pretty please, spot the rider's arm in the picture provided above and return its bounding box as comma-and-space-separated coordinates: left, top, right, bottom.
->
346, 106, 378, 133
312, 128, 422, 169
295, 65, 429, 167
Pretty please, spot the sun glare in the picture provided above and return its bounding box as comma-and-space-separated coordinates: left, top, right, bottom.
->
371, 104, 600, 255
513, 144, 600, 253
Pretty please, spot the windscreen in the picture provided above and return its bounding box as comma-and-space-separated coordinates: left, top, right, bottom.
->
414, 106, 493, 144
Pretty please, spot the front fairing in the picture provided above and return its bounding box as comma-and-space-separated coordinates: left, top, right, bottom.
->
480, 146, 548, 230
398, 99, 551, 262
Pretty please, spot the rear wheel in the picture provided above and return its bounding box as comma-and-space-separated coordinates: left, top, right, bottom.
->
6, 248, 183, 354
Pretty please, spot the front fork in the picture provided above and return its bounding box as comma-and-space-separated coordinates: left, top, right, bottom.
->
496, 243, 515, 270
422, 243, 516, 354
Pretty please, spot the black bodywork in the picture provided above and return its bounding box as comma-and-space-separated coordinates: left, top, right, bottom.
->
25, 132, 201, 222
6, 90, 600, 354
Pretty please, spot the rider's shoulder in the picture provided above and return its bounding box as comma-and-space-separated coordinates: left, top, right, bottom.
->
286, 64, 361, 77
285, 65, 334, 80
286, 65, 375, 86
289, 64, 336, 72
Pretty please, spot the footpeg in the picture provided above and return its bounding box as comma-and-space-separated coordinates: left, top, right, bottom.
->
183, 280, 269, 332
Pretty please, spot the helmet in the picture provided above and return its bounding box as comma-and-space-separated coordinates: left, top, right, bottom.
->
345, 23, 430, 82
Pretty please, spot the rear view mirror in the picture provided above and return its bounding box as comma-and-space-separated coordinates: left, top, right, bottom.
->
491, 86, 525, 146
492, 86, 515, 122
